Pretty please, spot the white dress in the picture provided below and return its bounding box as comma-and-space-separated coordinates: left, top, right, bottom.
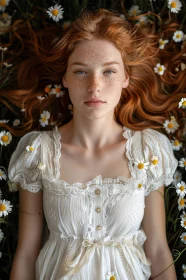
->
8, 126, 177, 280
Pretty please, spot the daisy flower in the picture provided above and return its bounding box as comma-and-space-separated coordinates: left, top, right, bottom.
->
159, 39, 169, 49
46, 4, 64, 22
163, 117, 179, 133
0, 46, 7, 51
151, 156, 158, 166
26, 145, 34, 152
134, 159, 149, 172
178, 197, 186, 211
0, 199, 13, 217
173, 30, 184, 42
176, 181, 186, 197
180, 232, 186, 244
3, 62, 12, 67
138, 16, 148, 25
182, 264, 186, 278
181, 211, 186, 220
0, 229, 4, 242
0, 130, 12, 146
173, 170, 182, 186
0, 169, 7, 180
181, 217, 186, 229
51, 84, 65, 98
37, 96, 45, 101
37, 162, 46, 170
13, 119, 20, 126
44, 84, 52, 94
39, 110, 50, 127
0, 0, 10, 12
167, 0, 182, 13
106, 271, 117, 280
0, 119, 9, 123
179, 158, 186, 169
138, 183, 143, 189
171, 139, 182, 151
179, 98, 186, 109
128, 5, 141, 16
154, 63, 166, 75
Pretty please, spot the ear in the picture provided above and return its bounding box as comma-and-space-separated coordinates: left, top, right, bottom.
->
62, 75, 68, 88
122, 74, 129, 89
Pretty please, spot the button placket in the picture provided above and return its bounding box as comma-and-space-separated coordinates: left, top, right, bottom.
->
94, 186, 103, 238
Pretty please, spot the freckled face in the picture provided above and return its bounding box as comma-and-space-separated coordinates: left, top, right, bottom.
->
63, 38, 129, 119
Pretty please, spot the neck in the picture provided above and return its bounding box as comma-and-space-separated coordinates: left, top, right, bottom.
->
66, 113, 123, 151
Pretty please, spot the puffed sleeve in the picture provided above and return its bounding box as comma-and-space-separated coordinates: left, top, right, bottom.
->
8, 131, 43, 193
142, 129, 178, 196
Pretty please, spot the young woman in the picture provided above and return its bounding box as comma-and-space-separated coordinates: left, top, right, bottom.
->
8, 9, 179, 280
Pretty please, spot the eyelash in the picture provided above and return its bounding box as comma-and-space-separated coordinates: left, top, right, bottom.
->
74, 70, 116, 74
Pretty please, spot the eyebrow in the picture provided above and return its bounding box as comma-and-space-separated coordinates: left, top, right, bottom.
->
70, 61, 120, 66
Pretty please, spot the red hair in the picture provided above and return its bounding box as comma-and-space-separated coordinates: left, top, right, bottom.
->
0, 9, 185, 137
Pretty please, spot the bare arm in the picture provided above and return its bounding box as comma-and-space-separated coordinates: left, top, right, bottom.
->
142, 186, 177, 280
10, 187, 44, 280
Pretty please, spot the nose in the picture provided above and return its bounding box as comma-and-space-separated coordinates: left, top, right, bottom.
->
87, 74, 101, 93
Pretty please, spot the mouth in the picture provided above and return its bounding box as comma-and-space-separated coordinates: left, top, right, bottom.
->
84, 101, 106, 107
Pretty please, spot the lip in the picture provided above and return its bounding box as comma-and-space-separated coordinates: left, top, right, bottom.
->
84, 101, 105, 107
84, 98, 106, 103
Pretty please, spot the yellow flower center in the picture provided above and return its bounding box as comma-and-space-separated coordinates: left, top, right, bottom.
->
138, 183, 143, 188
184, 161, 186, 166
171, 2, 177, 8
183, 101, 186, 106
0, 203, 6, 211
158, 66, 163, 72
180, 186, 185, 191
184, 236, 186, 241
152, 159, 158, 165
0, 0, 6, 6
55, 87, 61, 93
0, 172, 2, 176
174, 140, 180, 146
176, 34, 181, 39
110, 276, 116, 280
160, 41, 165, 45
168, 123, 173, 129
42, 117, 47, 122
1, 135, 9, 142
138, 163, 144, 169
29, 146, 34, 152
52, 9, 59, 16
44, 86, 50, 93
184, 269, 186, 273
180, 199, 185, 206
184, 221, 186, 226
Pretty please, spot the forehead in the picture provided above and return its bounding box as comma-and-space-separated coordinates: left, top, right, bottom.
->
68, 38, 123, 65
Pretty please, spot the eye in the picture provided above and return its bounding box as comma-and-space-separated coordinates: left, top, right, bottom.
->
104, 69, 116, 74
74, 70, 87, 74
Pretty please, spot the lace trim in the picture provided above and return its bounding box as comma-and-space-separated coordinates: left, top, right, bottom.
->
42, 175, 144, 196
53, 126, 61, 178
52, 125, 135, 187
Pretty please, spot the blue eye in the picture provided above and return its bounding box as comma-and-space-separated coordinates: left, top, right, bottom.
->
104, 70, 115, 74
75, 70, 86, 74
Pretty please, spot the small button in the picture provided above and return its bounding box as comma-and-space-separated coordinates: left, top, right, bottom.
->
95, 207, 101, 213
95, 189, 100, 195
96, 225, 102, 230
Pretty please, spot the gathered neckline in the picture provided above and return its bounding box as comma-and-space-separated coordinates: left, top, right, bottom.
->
51, 125, 135, 187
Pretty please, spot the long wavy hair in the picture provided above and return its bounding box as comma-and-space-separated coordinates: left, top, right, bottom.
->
0, 8, 186, 137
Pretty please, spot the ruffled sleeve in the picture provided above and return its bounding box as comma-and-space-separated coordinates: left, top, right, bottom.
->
141, 129, 178, 196
8, 131, 43, 193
